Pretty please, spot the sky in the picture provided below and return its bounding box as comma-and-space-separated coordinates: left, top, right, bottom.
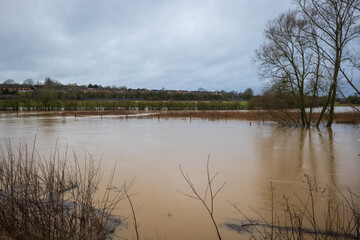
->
0, 0, 293, 92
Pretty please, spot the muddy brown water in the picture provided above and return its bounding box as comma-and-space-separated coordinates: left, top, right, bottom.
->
1, 115, 359, 239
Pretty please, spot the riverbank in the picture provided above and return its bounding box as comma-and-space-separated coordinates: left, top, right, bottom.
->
1, 109, 359, 124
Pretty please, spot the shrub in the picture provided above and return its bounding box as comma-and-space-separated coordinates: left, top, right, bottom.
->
0, 140, 124, 240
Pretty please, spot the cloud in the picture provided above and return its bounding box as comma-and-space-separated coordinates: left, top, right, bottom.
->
0, 0, 292, 91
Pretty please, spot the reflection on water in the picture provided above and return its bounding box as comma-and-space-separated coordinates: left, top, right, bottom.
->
0, 116, 359, 239
254, 127, 338, 185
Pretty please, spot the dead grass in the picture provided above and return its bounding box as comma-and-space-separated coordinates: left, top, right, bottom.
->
4, 109, 360, 125
333, 112, 360, 124
135, 110, 267, 121
135, 110, 360, 125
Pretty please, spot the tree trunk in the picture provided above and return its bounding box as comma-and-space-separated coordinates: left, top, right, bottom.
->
326, 85, 337, 127
316, 83, 334, 127
326, 54, 341, 127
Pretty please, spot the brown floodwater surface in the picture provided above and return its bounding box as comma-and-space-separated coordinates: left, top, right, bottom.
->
0, 115, 359, 239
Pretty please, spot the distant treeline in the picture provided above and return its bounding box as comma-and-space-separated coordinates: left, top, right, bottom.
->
0, 78, 256, 111
0, 78, 254, 101
20, 89, 250, 101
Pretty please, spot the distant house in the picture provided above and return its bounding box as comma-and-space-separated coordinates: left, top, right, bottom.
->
0, 84, 34, 93
166, 90, 178, 94
66, 85, 86, 92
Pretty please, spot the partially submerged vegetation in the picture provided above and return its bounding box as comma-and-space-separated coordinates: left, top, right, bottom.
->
180, 158, 360, 240
0, 140, 124, 240
255, 0, 360, 127
133, 110, 360, 124
180, 156, 226, 240
228, 175, 360, 240
1, 108, 359, 125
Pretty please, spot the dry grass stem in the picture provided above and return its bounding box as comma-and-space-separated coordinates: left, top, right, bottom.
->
179, 155, 226, 240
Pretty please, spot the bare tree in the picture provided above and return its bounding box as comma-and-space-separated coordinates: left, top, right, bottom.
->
256, 11, 323, 127
3, 79, 16, 85
297, 0, 360, 127
23, 78, 35, 85
256, 0, 360, 127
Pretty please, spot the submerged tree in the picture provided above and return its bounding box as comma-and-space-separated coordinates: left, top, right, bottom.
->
256, 11, 323, 127
256, 0, 360, 127
297, 0, 360, 127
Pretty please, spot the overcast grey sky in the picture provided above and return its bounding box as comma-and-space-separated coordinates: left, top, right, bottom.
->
0, 0, 293, 91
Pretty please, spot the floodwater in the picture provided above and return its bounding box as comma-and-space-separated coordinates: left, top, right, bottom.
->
0, 115, 359, 239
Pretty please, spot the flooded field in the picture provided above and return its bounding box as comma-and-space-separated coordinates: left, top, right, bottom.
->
1, 115, 359, 239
